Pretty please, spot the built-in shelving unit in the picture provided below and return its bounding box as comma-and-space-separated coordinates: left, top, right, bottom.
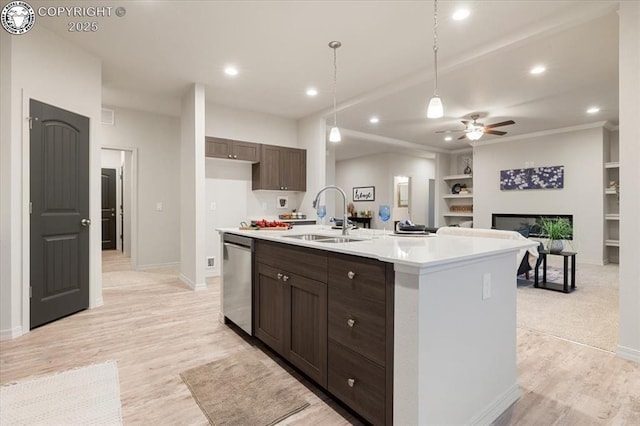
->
604, 128, 619, 263
442, 173, 474, 226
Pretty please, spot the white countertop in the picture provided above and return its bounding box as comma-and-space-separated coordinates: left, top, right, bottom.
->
218, 225, 537, 269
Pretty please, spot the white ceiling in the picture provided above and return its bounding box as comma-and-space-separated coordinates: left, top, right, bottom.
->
33, 0, 620, 159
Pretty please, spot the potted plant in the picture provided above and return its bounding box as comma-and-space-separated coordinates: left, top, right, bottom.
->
538, 217, 573, 253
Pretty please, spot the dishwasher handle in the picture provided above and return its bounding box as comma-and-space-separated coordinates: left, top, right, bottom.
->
224, 241, 252, 252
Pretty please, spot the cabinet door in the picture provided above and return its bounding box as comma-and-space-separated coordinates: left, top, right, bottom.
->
258, 145, 282, 190
284, 273, 327, 387
254, 263, 285, 355
233, 141, 260, 162
281, 148, 306, 191
205, 137, 233, 159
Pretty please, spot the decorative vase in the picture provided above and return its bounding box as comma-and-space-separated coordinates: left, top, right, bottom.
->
464, 164, 472, 175
548, 240, 563, 254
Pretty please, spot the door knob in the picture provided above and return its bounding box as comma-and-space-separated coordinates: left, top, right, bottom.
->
81, 218, 91, 227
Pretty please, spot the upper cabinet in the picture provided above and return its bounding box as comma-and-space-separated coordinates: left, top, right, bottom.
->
252, 144, 306, 191
205, 136, 260, 162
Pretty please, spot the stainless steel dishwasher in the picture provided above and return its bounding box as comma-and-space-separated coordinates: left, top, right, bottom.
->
222, 233, 253, 335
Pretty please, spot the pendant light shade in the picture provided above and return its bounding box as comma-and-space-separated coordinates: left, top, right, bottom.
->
329, 126, 341, 142
427, 0, 444, 119
329, 41, 342, 143
427, 96, 443, 118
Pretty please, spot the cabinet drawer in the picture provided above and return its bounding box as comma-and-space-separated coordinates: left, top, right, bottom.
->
328, 253, 386, 303
328, 340, 385, 425
255, 240, 327, 283
328, 290, 386, 366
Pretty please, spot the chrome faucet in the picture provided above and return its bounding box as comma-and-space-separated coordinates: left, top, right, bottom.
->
312, 185, 350, 235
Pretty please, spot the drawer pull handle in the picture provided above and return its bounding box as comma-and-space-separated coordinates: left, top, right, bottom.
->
277, 273, 283, 280
347, 378, 355, 388
347, 271, 355, 279
282, 275, 290, 282
347, 318, 355, 328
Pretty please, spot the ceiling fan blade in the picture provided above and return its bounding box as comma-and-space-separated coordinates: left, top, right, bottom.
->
485, 130, 507, 136
436, 129, 465, 133
460, 120, 470, 126
457, 134, 468, 140
485, 120, 515, 129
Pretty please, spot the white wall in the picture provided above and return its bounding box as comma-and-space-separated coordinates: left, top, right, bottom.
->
100, 149, 123, 251
180, 84, 206, 290
0, 25, 102, 339
473, 125, 605, 264
335, 152, 436, 229
101, 106, 181, 268
204, 103, 301, 276
618, 0, 640, 363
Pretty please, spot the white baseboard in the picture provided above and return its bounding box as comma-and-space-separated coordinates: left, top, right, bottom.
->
136, 261, 180, 271
205, 269, 220, 278
90, 297, 104, 309
179, 273, 207, 291
468, 383, 521, 425
0, 326, 24, 341
617, 345, 640, 363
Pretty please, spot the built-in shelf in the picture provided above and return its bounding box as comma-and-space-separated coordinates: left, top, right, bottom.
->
605, 214, 620, 220
443, 212, 474, 217
443, 174, 473, 181
442, 194, 474, 199
604, 162, 620, 169
605, 239, 620, 247
605, 188, 618, 195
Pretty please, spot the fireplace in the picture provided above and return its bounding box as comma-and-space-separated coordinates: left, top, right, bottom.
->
492, 213, 573, 240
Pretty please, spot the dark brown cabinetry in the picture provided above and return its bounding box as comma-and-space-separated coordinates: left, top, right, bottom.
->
253, 240, 393, 425
205, 136, 260, 162
327, 252, 394, 425
254, 241, 327, 386
252, 144, 306, 191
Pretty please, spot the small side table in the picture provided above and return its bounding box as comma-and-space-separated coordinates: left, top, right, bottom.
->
348, 216, 372, 228
534, 250, 576, 293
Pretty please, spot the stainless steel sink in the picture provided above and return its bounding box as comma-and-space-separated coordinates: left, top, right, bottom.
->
283, 234, 332, 241
316, 237, 362, 243
283, 234, 362, 243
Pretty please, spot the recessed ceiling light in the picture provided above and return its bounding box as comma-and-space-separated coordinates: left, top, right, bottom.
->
306, 88, 318, 97
369, 116, 380, 124
587, 106, 600, 114
530, 65, 546, 75
452, 9, 470, 21
444, 136, 453, 142
224, 66, 239, 76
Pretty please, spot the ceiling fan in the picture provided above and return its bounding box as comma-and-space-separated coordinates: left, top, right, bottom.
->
436, 114, 515, 141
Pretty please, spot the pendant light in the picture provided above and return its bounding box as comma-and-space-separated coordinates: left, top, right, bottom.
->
427, 0, 444, 119
329, 41, 342, 143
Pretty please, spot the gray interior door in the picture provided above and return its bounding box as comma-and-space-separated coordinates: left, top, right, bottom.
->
30, 99, 90, 329
101, 168, 117, 250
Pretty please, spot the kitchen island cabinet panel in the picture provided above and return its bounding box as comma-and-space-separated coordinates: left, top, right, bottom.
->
255, 240, 327, 283
286, 272, 327, 387
328, 340, 386, 425
254, 263, 285, 355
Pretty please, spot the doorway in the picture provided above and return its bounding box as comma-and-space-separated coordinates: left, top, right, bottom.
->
101, 168, 117, 250
100, 147, 136, 265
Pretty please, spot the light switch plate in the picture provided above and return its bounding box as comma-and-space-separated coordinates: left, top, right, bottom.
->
156, 202, 163, 211
482, 273, 491, 300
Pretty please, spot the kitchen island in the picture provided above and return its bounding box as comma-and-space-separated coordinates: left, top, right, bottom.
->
217, 226, 536, 425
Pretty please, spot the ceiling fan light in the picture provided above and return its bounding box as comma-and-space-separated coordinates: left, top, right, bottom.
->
427, 96, 444, 118
468, 126, 484, 140
329, 126, 341, 143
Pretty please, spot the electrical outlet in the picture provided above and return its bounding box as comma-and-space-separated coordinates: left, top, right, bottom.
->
210, 202, 216, 211
207, 257, 215, 268
261, 203, 267, 210
156, 202, 163, 211
482, 273, 491, 300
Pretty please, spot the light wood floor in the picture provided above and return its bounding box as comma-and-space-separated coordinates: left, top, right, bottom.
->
1, 251, 638, 425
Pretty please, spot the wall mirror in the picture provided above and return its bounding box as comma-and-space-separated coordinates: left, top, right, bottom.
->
397, 181, 409, 207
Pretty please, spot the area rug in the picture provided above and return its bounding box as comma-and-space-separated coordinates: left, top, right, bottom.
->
517, 263, 619, 352
0, 360, 123, 425
181, 351, 310, 426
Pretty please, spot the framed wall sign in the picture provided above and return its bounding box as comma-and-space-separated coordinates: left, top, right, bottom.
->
353, 186, 375, 202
